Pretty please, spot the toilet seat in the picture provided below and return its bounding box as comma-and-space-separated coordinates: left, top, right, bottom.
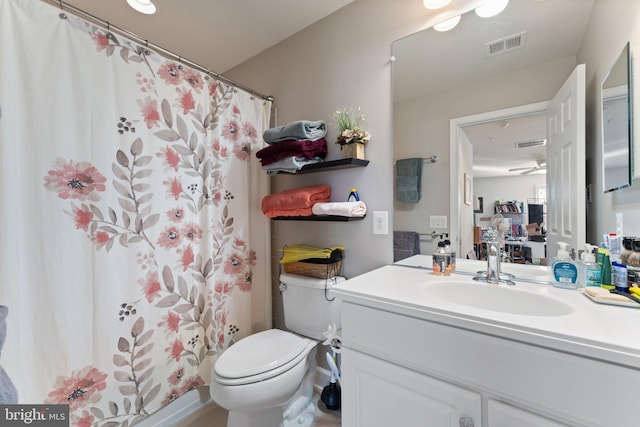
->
214, 329, 315, 386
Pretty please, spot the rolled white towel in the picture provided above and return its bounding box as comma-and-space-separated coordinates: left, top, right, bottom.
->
312, 201, 367, 217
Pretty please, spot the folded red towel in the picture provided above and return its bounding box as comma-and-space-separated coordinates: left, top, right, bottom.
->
263, 207, 315, 218
256, 138, 328, 166
262, 184, 331, 218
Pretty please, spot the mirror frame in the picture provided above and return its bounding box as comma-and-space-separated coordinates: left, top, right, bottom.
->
601, 42, 633, 193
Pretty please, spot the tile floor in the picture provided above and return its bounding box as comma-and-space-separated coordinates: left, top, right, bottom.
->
185, 393, 341, 427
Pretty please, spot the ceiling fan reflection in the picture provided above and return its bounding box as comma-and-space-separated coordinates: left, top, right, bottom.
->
508, 159, 546, 175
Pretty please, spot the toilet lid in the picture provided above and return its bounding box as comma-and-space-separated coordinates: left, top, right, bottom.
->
215, 329, 310, 379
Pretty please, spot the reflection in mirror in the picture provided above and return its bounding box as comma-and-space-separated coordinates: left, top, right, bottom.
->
602, 42, 632, 193
392, 0, 594, 268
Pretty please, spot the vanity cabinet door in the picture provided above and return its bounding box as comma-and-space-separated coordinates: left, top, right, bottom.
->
488, 400, 568, 427
341, 348, 481, 427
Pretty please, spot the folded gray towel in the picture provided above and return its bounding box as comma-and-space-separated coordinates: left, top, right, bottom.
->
396, 158, 423, 202
263, 120, 327, 143
262, 156, 323, 175
0, 306, 18, 403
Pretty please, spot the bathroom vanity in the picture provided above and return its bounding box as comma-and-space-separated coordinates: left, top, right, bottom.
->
331, 256, 640, 427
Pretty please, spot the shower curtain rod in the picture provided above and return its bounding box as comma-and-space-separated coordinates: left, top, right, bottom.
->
42, 0, 274, 103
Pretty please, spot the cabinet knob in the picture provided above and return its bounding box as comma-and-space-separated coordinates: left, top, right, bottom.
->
459, 417, 474, 427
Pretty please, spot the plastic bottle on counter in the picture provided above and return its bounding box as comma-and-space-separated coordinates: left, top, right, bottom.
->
432, 240, 452, 276
580, 244, 601, 288
347, 188, 359, 202
612, 261, 629, 292
551, 242, 579, 289
444, 236, 456, 272
600, 248, 613, 290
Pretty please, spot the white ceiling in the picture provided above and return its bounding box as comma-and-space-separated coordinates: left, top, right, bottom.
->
392, 0, 595, 178
462, 113, 547, 178
59, 0, 354, 73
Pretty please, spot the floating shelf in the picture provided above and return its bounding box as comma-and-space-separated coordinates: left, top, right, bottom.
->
271, 214, 366, 222
277, 158, 369, 174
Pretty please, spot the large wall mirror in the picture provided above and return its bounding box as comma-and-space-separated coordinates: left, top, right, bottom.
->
602, 42, 633, 193
392, 0, 595, 266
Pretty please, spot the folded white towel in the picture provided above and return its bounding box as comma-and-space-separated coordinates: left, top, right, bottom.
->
312, 201, 367, 217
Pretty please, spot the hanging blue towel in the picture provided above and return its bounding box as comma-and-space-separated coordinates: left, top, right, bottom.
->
396, 158, 423, 202
393, 231, 421, 262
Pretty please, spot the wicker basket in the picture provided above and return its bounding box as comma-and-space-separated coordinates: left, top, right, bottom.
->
283, 260, 343, 279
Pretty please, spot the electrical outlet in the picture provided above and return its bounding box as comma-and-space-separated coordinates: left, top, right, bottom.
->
373, 211, 388, 235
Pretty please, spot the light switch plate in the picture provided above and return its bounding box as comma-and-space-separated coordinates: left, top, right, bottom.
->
430, 215, 447, 229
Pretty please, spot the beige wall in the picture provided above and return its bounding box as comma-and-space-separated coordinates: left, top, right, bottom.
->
227, 0, 640, 327
226, 0, 437, 328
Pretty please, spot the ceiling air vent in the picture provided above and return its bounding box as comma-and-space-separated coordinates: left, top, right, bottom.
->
485, 31, 527, 57
515, 138, 546, 149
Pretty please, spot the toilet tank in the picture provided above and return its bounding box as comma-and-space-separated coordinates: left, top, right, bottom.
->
279, 273, 344, 340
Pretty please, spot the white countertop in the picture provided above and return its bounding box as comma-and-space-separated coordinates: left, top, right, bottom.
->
332, 255, 640, 368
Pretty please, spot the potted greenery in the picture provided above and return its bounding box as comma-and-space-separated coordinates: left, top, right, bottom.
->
331, 106, 371, 160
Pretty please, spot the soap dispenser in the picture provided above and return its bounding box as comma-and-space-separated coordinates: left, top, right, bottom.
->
443, 235, 456, 272
432, 238, 451, 276
552, 242, 579, 289
580, 244, 601, 288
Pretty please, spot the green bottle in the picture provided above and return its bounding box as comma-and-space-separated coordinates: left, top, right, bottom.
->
601, 250, 613, 289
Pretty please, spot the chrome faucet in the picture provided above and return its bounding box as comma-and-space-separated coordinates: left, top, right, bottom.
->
485, 229, 501, 284
473, 227, 515, 285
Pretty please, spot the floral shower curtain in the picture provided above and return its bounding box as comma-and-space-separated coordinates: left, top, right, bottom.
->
0, 0, 271, 425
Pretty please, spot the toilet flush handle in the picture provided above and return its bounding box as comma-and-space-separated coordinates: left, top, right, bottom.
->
279, 283, 287, 293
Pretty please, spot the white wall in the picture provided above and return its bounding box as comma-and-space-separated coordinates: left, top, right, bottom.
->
474, 175, 546, 215
578, 0, 640, 244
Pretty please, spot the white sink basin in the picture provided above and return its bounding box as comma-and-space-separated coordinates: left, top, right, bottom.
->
425, 282, 573, 317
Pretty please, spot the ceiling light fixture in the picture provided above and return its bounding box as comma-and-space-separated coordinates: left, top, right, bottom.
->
423, 0, 452, 10
433, 15, 461, 32
127, 0, 157, 15
475, 0, 509, 18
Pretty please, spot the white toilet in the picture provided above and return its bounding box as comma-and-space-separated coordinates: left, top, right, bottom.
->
210, 273, 343, 427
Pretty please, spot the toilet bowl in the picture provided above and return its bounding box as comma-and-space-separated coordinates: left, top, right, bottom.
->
210, 329, 318, 427
210, 273, 344, 427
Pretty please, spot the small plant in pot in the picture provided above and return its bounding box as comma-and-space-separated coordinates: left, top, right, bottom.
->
331, 106, 371, 159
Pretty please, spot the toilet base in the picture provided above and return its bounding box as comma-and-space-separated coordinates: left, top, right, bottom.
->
226, 399, 315, 427
227, 407, 283, 427
224, 363, 317, 427
283, 399, 315, 427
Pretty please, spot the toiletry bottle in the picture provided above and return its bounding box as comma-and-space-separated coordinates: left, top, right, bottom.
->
552, 242, 579, 289
444, 235, 456, 272
432, 240, 451, 276
348, 188, 359, 202
612, 261, 629, 292
600, 249, 613, 289
580, 244, 601, 287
